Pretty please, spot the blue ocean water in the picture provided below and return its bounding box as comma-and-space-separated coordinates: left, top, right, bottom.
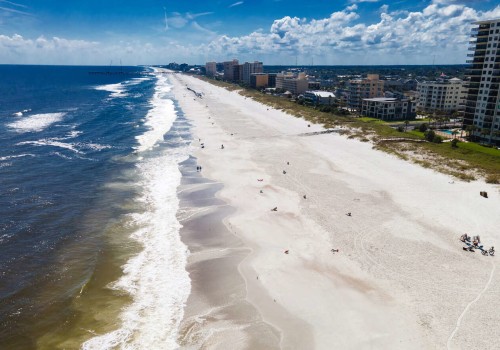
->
0, 65, 191, 348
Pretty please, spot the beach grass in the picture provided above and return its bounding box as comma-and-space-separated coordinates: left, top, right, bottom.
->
195, 75, 500, 182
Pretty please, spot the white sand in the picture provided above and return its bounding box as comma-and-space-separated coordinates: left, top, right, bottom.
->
170, 73, 500, 350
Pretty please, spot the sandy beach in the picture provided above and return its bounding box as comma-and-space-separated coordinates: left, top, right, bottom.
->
171, 73, 500, 350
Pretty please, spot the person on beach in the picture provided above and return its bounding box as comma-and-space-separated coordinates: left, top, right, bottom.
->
283, 170, 286, 174
347, 212, 352, 217
221, 144, 224, 149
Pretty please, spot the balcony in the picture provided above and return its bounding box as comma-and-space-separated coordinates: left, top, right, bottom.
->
465, 70, 482, 77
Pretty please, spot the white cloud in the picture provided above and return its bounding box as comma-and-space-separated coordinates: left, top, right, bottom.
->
196, 2, 500, 64
0, 34, 99, 64
1, 2, 500, 65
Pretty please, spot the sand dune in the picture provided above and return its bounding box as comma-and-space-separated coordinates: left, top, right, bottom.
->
171, 73, 500, 350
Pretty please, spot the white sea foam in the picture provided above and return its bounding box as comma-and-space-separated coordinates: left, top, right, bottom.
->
82, 70, 190, 350
7, 113, 66, 133
134, 75, 174, 152
0, 153, 36, 161
17, 139, 83, 154
95, 83, 127, 98
66, 130, 83, 139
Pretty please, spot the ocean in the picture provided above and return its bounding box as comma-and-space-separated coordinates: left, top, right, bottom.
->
0, 65, 191, 349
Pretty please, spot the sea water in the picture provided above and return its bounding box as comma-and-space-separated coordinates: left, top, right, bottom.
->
0, 65, 191, 349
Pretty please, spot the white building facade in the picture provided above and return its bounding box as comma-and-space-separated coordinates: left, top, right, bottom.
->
361, 97, 416, 121
416, 78, 467, 112
464, 18, 500, 145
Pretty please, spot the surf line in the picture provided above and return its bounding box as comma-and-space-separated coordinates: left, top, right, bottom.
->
446, 260, 496, 349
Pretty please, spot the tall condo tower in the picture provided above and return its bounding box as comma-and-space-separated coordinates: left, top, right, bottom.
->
464, 18, 500, 146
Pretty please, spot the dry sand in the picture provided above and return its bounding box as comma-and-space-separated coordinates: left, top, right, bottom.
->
170, 73, 500, 350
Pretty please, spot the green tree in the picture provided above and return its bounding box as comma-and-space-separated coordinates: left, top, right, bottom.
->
425, 130, 435, 142
419, 123, 428, 132
451, 138, 459, 148
433, 135, 443, 143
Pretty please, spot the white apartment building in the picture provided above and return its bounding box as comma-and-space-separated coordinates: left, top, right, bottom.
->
464, 18, 500, 145
361, 97, 416, 121
416, 78, 467, 112
276, 72, 308, 95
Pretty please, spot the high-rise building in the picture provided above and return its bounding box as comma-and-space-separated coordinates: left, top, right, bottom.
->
205, 61, 217, 77
416, 78, 467, 112
347, 74, 384, 111
464, 18, 500, 145
233, 64, 243, 82
242, 61, 263, 84
223, 59, 239, 81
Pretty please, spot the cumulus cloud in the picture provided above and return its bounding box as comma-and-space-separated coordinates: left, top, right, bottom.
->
0, 34, 99, 63
197, 2, 500, 64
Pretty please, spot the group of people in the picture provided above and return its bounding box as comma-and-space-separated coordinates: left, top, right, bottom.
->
460, 233, 494, 256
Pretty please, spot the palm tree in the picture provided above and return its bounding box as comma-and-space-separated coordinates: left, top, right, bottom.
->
452, 130, 459, 139
465, 125, 476, 141
404, 119, 409, 132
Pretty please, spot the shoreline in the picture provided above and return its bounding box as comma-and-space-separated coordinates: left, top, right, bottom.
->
171, 72, 500, 349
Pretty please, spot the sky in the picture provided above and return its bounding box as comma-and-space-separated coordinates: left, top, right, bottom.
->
0, 0, 499, 65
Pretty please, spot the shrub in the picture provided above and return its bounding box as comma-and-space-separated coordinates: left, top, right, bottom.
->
419, 123, 428, 132
433, 135, 443, 143
425, 130, 435, 142
451, 139, 459, 148
397, 126, 405, 132
486, 174, 500, 184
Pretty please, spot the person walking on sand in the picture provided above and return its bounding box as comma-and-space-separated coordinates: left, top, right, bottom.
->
221, 144, 224, 149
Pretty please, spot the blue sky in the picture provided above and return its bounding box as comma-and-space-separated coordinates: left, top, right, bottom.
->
0, 0, 499, 65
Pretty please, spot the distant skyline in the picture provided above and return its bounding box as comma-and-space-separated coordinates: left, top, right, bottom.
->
0, 0, 499, 65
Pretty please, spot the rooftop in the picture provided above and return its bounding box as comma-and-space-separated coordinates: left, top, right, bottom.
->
305, 90, 336, 98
